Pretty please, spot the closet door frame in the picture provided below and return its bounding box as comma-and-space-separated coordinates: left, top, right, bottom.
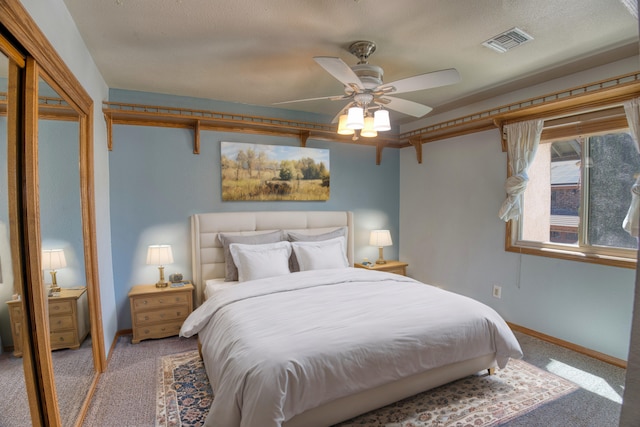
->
0, 31, 47, 427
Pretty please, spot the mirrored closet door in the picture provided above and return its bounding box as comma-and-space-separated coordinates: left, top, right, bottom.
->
37, 75, 96, 427
0, 40, 34, 427
0, 1, 105, 424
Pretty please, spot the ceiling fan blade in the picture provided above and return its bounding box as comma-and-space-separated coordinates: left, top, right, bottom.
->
378, 68, 460, 95
314, 56, 364, 90
273, 94, 348, 105
380, 96, 433, 117
330, 102, 355, 124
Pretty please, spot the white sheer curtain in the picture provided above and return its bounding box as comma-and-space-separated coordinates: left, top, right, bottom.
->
622, 97, 640, 237
619, 0, 638, 18
498, 119, 544, 222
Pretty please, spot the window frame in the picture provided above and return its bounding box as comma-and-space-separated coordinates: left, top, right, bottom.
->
505, 104, 638, 269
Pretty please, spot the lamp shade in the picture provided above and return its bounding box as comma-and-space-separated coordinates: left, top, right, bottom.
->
346, 107, 364, 129
369, 230, 392, 247
374, 109, 391, 131
42, 249, 67, 270
337, 114, 355, 135
360, 116, 378, 138
146, 245, 174, 266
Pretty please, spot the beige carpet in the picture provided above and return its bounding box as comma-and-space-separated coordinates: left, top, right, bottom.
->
157, 351, 578, 427
0, 336, 94, 427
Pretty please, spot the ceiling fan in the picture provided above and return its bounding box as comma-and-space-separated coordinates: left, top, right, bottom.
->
275, 40, 460, 138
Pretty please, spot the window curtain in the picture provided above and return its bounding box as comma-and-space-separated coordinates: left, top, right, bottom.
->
619, 0, 638, 18
623, 97, 640, 237
498, 119, 544, 222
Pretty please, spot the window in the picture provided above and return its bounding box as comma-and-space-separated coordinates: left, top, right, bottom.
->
507, 108, 640, 268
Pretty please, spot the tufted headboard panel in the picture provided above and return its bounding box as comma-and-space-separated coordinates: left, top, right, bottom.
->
191, 211, 354, 305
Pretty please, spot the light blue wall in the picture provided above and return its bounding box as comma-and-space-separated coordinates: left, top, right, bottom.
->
38, 120, 86, 290
0, 115, 12, 349
0, 117, 87, 348
22, 0, 117, 356
399, 129, 635, 360
109, 90, 401, 329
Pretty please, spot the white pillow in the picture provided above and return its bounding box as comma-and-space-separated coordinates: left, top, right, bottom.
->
229, 241, 292, 282
290, 237, 349, 271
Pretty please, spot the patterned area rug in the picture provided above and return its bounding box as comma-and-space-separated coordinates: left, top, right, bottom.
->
156, 351, 578, 427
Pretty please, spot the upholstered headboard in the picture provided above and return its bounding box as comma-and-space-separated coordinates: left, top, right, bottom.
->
191, 211, 354, 305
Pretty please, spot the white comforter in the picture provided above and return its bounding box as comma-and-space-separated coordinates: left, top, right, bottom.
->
180, 268, 523, 427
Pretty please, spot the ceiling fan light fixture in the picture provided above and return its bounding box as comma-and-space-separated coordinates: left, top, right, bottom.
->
373, 109, 391, 131
361, 116, 378, 138
346, 107, 365, 129
337, 114, 355, 135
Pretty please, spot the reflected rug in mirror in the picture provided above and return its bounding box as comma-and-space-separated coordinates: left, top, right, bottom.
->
156, 350, 578, 427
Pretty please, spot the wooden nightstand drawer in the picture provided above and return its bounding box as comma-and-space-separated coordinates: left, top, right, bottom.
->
49, 300, 73, 315
50, 330, 78, 348
134, 306, 190, 325
133, 293, 190, 310
135, 321, 183, 341
50, 315, 75, 331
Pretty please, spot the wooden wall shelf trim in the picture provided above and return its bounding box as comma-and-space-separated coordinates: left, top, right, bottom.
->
100, 71, 639, 158
5, 71, 637, 164
398, 71, 640, 150
102, 101, 398, 154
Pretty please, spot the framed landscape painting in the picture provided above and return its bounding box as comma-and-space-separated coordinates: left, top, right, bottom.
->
221, 141, 330, 201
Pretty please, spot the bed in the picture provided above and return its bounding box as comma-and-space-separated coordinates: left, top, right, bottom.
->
181, 211, 523, 427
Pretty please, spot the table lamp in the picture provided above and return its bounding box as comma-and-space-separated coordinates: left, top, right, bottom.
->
369, 230, 392, 265
42, 249, 66, 296
147, 245, 173, 288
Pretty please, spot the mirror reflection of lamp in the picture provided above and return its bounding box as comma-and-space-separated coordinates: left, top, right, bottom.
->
146, 245, 173, 288
369, 230, 392, 265
42, 249, 66, 297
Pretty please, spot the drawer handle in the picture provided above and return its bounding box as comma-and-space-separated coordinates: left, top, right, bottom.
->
177, 311, 182, 316
144, 316, 149, 321
59, 337, 64, 342
158, 299, 164, 303
143, 301, 148, 305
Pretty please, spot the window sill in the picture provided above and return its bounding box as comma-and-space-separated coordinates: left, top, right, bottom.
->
506, 244, 637, 269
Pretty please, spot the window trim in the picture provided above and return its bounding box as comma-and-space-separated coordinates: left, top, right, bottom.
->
504, 104, 638, 269
506, 224, 637, 269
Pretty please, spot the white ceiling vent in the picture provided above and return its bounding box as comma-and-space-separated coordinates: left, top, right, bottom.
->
482, 27, 533, 53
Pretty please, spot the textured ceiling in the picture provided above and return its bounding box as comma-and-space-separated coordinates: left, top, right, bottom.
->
62, 0, 638, 124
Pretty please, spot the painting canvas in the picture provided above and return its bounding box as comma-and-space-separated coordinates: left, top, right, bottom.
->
221, 142, 330, 201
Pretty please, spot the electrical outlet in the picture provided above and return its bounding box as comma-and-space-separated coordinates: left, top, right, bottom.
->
492, 285, 502, 299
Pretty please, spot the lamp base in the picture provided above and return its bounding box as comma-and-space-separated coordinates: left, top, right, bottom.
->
155, 281, 169, 288
376, 246, 387, 264
156, 265, 168, 288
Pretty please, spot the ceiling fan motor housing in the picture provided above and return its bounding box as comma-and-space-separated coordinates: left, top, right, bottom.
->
351, 64, 383, 89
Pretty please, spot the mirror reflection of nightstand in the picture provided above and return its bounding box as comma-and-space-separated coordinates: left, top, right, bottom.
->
354, 260, 408, 276
6, 287, 89, 357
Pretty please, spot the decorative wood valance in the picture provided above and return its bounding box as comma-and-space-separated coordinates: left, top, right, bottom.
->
101, 101, 398, 158
3, 72, 638, 164
403, 71, 640, 152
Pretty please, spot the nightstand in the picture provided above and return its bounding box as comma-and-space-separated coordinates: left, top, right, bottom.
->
6, 287, 89, 357
355, 260, 408, 276
128, 283, 194, 344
